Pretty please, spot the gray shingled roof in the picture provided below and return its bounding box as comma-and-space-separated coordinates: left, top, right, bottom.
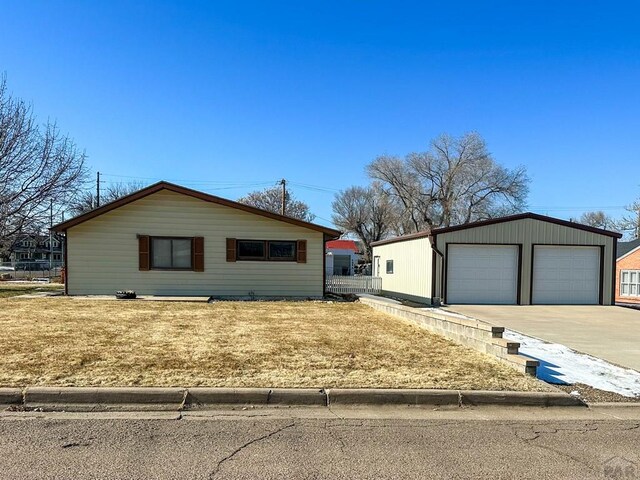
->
618, 238, 640, 258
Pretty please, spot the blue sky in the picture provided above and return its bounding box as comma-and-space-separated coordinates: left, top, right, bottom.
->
1, 1, 639, 227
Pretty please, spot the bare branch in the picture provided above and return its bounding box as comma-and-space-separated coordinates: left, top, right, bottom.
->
0, 74, 88, 254
238, 185, 315, 222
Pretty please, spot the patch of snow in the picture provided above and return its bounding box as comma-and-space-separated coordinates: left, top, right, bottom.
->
505, 329, 640, 398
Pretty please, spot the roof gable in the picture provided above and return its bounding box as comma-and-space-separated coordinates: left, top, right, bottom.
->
371, 212, 622, 247
618, 238, 640, 260
430, 212, 622, 238
52, 181, 341, 237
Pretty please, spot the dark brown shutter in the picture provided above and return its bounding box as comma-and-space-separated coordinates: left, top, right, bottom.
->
138, 235, 150, 271
296, 239, 307, 263
226, 238, 236, 262
193, 237, 204, 272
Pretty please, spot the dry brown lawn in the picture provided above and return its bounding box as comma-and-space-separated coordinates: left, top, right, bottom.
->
0, 298, 547, 391
0, 282, 64, 298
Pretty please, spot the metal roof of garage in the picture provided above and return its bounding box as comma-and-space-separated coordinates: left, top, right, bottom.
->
371, 212, 622, 247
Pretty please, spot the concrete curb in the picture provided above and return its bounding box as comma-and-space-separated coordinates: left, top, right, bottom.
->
267, 388, 327, 406
459, 390, 585, 407
0, 387, 590, 410
24, 387, 187, 411
187, 387, 270, 406
186, 388, 327, 406
326, 389, 461, 406
0, 388, 23, 405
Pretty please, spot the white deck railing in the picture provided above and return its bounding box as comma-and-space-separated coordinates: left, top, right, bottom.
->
325, 275, 382, 295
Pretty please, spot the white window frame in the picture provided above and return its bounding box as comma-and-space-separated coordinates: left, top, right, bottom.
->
620, 270, 640, 297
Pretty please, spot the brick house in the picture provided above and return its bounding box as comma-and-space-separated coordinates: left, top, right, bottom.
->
616, 238, 640, 304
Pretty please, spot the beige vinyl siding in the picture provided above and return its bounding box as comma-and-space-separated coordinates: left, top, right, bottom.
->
434, 218, 615, 305
373, 237, 432, 303
66, 190, 324, 297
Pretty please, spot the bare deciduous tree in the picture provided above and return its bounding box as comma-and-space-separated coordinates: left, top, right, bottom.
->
331, 183, 396, 260
616, 200, 640, 239
0, 75, 88, 254
578, 210, 619, 231
238, 185, 315, 222
69, 181, 145, 216
368, 132, 529, 231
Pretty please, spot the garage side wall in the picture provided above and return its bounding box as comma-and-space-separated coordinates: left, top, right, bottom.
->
434, 218, 615, 305
66, 190, 324, 297
372, 237, 432, 304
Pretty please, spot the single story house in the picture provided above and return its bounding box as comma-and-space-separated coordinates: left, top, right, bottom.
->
52, 181, 340, 297
325, 239, 362, 276
615, 238, 640, 305
371, 212, 621, 305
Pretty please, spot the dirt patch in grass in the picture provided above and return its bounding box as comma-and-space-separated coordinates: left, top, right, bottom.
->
0, 282, 64, 298
0, 298, 549, 390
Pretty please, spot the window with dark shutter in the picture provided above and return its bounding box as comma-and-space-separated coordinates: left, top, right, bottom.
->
193, 237, 204, 272
138, 235, 150, 271
296, 240, 307, 263
226, 238, 236, 262
151, 237, 192, 269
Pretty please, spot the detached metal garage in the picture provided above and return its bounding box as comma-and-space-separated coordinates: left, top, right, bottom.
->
371, 213, 621, 306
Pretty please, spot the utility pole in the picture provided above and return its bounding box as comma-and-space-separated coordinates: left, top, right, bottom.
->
49, 199, 53, 271
96, 171, 101, 208
280, 178, 286, 216
61, 211, 65, 272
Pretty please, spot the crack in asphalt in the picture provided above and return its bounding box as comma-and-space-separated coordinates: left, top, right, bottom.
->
61, 440, 92, 449
326, 405, 344, 420
324, 421, 464, 430
185, 412, 274, 419
511, 423, 601, 475
323, 421, 346, 454
208, 421, 295, 478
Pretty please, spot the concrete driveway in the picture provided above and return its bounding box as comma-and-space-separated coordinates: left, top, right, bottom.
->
442, 305, 640, 372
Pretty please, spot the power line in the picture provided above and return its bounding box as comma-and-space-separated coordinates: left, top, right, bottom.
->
99, 172, 278, 187
99, 173, 343, 195
313, 214, 336, 225
287, 182, 340, 194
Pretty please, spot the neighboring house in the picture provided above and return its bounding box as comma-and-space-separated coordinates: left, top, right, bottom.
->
5, 233, 63, 268
615, 238, 640, 305
371, 212, 621, 306
52, 181, 340, 296
325, 239, 362, 276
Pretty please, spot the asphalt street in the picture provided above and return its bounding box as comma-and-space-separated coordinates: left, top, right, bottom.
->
0, 406, 639, 479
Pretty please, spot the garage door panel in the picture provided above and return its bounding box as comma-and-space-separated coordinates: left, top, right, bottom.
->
532, 246, 600, 305
447, 245, 518, 305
